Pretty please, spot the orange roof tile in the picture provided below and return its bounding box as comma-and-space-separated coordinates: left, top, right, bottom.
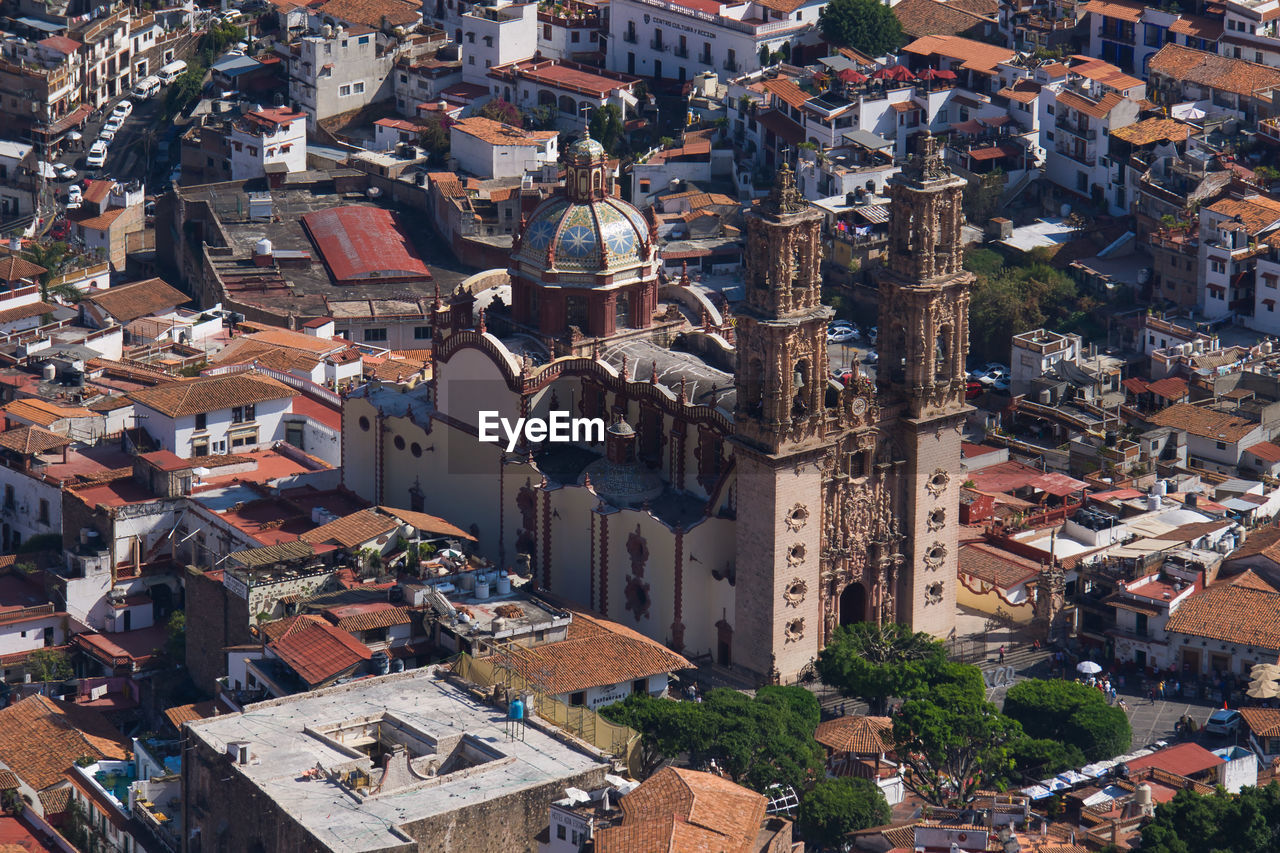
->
325, 604, 413, 632
594, 767, 769, 853
1241, 707, 1280, 738
312, 0, 419, 27
267, 621, 371, 686
761, 76, 808, 110
451, 116, 557, 146
83, 277, 187, 323
901, 34, 1015, 75
1244, 441, 1280, 464
1165, 582, 1280, 648
1056, 89, 1127, 120
377, 506, 475, 540
814, 715, 894, 754
1081, 0, 1145, 22
893, 0, 994, 38
998, 80, 1041, 103
0, 695, 130, 791
128, 371, 294, 418
1205, 194, 1280, 235
1147, 402, 1257, 442
0, 424, 71, 455
3, 398, 98, 427
300, 508, 399, 548
960, 542, 1042, 588
1168, 14, 1223, 39
0, 255, 46, 282
1148, 44, 1280, 99
71, 207, 127, 231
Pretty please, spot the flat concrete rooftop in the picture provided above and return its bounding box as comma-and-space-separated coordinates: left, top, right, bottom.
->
186, 668, 607, 852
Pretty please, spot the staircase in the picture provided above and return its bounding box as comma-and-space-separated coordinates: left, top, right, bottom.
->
1000, 168, 1040, 207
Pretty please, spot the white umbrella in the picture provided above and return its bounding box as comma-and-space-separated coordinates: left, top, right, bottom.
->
37, 161, 56, 178
1251, 663, 1280, 679
65, 130, 82, 141
1247, 679, 1280, 700
1077, 661, 1103, 675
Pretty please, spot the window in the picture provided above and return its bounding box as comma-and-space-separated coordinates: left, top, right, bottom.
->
230, 430, 258, 449
248, 146, 257, 156
193, 438, 209, 457
232, 404, 256, 424
195, 412, 207, 430
1211, 259, 1226, 274
569, 691, 586, 706
571, 31, 580, 42
364, 327, 388, 342
39, 499, 50, 525
556, 826, 566, 840
414, 325, 431, 339
339, 84, 351, 96
358, 35, 370, 44
3, 485, 12, 508
353, 81, 364, 94
632, 678, 647, 694
1216, 440, 1227, 450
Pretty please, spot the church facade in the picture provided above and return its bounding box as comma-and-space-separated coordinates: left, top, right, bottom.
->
342, 132, 971, 683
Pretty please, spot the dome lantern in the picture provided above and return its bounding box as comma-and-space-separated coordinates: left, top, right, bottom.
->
566, 129, 609, 203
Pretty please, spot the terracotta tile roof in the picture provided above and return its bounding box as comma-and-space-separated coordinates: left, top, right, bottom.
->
451, 116, 557, 146
1111, 118, 1192, 146
1148, 402, 1257, 442
1081, 0, 1145, 22
0, 768, 18, 789
237, 325, 347, 355
214, 338, 322, 372
593, 767, 768, 853
755, 0, 807, 12
162, 700, 221, 730
998, 80, 1040, 103
1148, 44, 1280, 99
1226, 569, 1279, 592
300, 508, 399, 548
128, 371, 294, 417
81, 179, 113, 206
1240, 707, 1280, 738
326, 603, 413, 632
1146, 376, 1190, 400
0, 695, 130, 791
313, 0, 420, 27
960, 542, 1042, 588
1126, 742, 1224, 777
1205, 194, 1280, 235
893, 0, 994, 38
1165, 582, 1280, 648
376, 506, 476, 540
1056, 89, 1127, 120
761, 76, 808, 110
259, 613, 328, 641
0, 424, 72, 455
1070, 57, 1144, 91
4, 397, 98, 427
512, 610, 691, 695
0, 255, 47, 282
267, 620, 371, 686
1169, 14, 1223, 39
814, 715, 894, 754
83, 277, 187, 323
71, 207, 127, 231
901, 34, 1015, 75
1244, 441, 1280, 463
37, 785, 72, 818
754, 109, 804, 145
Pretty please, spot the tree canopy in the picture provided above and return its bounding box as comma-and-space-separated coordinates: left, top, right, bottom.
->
477, 98, 522, 128
818, 0, 905, 57
1140, 783, 1280, 853
601, 686, 824, 792
1003, 679, 1131, 762
892, 684, 1022, 805
588, 104, 625, 156
797, 777, 891, 848
815, 622, 950, 713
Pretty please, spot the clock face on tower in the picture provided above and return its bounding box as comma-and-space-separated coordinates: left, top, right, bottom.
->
852, 398, 867, 416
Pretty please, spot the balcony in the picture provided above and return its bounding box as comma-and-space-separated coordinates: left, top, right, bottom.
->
1055, 145, 1097, 166
1055, 116, 1097, 140
724, 59, 739, 72
673, 44, 688, 58
623, 30, 637, 43
699, 52, 712, 64
650, 38, 666, 50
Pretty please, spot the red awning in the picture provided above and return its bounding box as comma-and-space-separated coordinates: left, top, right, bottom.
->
36, 103, 91, 138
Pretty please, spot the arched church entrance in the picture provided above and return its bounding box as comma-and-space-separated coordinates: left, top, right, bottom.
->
839, 582, 867, 626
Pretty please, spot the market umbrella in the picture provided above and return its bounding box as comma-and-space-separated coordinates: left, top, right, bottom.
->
37, 161, 56, 178
1247, 679, 1280, 700
917, 68, 944, 80
872, 64, 917, 82
1251, 663, 1280, 679
838, 68, 867, 84
65, 130, 82, 141
933, 68, 957, 79
1077, 660, 1103, 675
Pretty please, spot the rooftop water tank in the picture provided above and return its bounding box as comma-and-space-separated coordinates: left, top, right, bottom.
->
509, 698, 524, 721
496, 574, 512, 595
255, 237, 272, 256
474, 578, 490, 600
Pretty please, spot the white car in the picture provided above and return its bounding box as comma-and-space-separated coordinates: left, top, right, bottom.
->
977, 368, 1008, 386
54, 163, 77, 181
111, 100, 133, 120
98, 127, 116, 143
86, 141, 108, 168
67, 184, 82, 203
1204, 709, 1242, 736
103, 115, 124, 133
827, 327, 859, 344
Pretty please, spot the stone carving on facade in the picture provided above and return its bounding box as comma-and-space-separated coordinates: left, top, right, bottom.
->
626, 525, 649, 577
787, 543, 806, 567
927, 507, 946, 531
926, 469, 950, 497
784, 617, 805, 643
784, 578, 807, 607
925, 581, 944, 604
785, 503, 809, 531
923, 542, 947, 571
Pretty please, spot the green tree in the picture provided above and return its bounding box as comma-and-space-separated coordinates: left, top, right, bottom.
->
797, 777, 891, 848
27, 648, 74, 683
602, 687, 824, 792
818, 0, 905, 56
477, 98, 522, 128
815, 622, 947, 713
418, 115, 454, 164
164, 63, 207, 119
1003, 679, 1130, 762
22, 241, 84, 303
892, 686, 1022, 805
588, 104, 625, 156
1140, 782, 1280, 853
1002, 737, 1086, 785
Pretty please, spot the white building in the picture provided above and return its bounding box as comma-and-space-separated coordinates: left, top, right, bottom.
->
607, 0, 824, 82
450, 115, 558, 178
0, 140, 36, 221
229, 107, 307, 180
1010, 329, 1083, 397
286, 25, 397, 128
126, 372, 297, 458
461, 1, 537, 88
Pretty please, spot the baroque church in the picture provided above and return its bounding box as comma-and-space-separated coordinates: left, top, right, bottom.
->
343, 131, 973, 683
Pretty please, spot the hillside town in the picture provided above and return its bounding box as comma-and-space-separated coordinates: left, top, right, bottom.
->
3, 0, 1280, 849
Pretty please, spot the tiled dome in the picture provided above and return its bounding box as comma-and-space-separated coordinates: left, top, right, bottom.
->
566, 133, 607, 165
515, 195, 651, 274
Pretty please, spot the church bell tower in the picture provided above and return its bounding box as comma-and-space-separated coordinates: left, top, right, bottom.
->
731, 164, 833, 682
878, 134, 971, 637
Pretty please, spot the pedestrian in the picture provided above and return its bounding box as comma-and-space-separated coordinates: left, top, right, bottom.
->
1148, 686, 1156, 704
1119, 698, 1129, 712
839, 702, 845, 716
999, 645, 1006, 664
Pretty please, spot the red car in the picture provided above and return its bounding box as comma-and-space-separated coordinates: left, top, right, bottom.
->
965, 380, 983, 399
49, 218, 70, 240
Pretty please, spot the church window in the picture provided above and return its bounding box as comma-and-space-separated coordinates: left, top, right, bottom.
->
358, 416, 370, 431
849, 450, 866, 478
935, 326, 951, 381
566, 296, 588, 331
394, 435, 405, 450
615, 294, 631, 328
792, 360, 809, 418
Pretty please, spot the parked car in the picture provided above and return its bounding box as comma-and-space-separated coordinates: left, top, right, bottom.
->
111, 99, 133, 120
970, 362, 1008, 380
827, 327, 859, 344
867, 326, 877, 343
98, 127, 116, 143
862, 350, 878, 364
831, 367, 854, 384
977, 367, 1008, 386
992, 376, 1011, 392
67, 184, 82, 204
1204, 709, 1242, 736
86, 141, 108, 168
103, 115, 124, 133
54, 163, 77, 181
50, 218, 70, 239
965, 380, 983, 400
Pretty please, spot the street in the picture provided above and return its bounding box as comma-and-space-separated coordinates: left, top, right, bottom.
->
56, 91, 175, 191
